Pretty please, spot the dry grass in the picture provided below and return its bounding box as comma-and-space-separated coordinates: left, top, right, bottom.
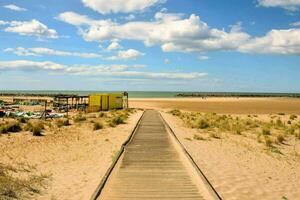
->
73, 114, 86, 123
0, 121, 22, 134
93, 122, 104, 131
193, 134, 206, 140
168, 109, 300, 152
56, 119, 70, 127
0, 163, 50, 200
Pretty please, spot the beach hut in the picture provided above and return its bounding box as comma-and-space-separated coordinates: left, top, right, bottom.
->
88, 92, 128, 111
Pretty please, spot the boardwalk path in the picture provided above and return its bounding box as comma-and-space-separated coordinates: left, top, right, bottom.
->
97, 110, 218, 200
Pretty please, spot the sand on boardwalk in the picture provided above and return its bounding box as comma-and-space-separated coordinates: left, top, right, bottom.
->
130, 97, 300, 114
161, 112, 300, 200
0, 110, 143, 200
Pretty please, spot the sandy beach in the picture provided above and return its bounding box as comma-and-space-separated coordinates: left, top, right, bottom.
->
161, 109, 300, 200
0, 109, 142, 200
1, 96, 300, 199
130, 97, 300, 114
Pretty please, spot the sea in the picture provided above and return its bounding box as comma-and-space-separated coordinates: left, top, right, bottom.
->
0, 90, 299, 98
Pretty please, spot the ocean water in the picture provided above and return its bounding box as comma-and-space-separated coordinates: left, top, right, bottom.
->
0, 90, 300, 98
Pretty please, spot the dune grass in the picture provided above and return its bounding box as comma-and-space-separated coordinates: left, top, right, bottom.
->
168, 109, 300, 150
0, 163, 49, 199
93, 122, 104, 130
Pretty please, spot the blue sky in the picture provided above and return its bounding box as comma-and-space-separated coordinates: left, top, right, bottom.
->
0, 0, 299, 92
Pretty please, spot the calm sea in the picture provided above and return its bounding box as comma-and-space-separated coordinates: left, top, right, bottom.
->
0, 90, 299, 98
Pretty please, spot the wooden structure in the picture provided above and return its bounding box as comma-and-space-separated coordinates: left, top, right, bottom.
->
53, 95, 89, 112
88, 92, 128, 112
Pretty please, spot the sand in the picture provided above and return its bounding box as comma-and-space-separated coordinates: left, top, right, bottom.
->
0, 110, 143, 200
130, 97, 300, 114
161, 112, 300, 200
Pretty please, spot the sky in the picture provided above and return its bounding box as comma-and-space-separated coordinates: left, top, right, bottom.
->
0, 0, 299, 92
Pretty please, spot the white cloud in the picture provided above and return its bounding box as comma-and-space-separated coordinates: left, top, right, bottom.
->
164, 58, 170, 64
3, 4, 27, 11
0, 60, 207, 80
107, 41, 122, 51
258, 0, 300, 11
4, 47, 102, 58
239, 28, 300, 55
198, 55, 210, 60
81, 0, 165, 14
58, 11, 300, 56
1, 19, 58, 39
59, 11, 250, 53
107, 49, 145, 60
57, 11, 100, 26
0, 60, 65, 71
290, 21, 300, 26
0, 20, 9, 25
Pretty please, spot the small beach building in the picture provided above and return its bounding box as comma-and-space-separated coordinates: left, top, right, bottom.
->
88, 92, 128, 111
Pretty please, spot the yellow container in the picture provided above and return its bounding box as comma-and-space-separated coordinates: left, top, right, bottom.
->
88, 93, 124, 111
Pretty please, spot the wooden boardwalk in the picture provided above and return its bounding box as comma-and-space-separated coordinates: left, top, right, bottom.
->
97, 110, 217, 200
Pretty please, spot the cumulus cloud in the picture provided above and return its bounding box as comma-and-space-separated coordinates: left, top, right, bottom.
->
239, 28, 300, 55
58, 11, 300, 56
81, 0, 165, 14
258, 0, 300, 11
0, 19, 58, 39
4, 47, 102, 58
0, 60, 207, 80
58, 11, 250, 53
107, 41, 122, 51
3, 4, 27, 11
107, 49, 145, 60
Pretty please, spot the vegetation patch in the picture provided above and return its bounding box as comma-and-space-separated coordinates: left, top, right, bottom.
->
93, 122, 104, 131
56, 119, 70, 127
73, 115, 86, 123
0, 163, 49, 200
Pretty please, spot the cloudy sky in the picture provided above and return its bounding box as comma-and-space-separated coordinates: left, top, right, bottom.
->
0, 0, 299, 92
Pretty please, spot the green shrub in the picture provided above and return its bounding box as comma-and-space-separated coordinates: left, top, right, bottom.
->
285, 127, 295, 135
290, 115, 297, 120
93, 122, 103, 130
262, 127, 271, 135
169, 109, 181, 116
0, 125, 8, 134
264, 136, 273, 147
32, 126, 43, 136
6, 122, 22, 133
196, 119, 209, 129
98, 112, 107, 118
276, 134, 285, 144
111, 115, 125, 125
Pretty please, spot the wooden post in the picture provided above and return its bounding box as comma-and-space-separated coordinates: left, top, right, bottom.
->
44, 100, 47, 120
66, 97, 69, 118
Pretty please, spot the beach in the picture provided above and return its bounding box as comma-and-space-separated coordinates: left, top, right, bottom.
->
130, 97, 300, 114
1, 96, 300, 199
0, 109, 142, 200
126, 97, 300, 199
